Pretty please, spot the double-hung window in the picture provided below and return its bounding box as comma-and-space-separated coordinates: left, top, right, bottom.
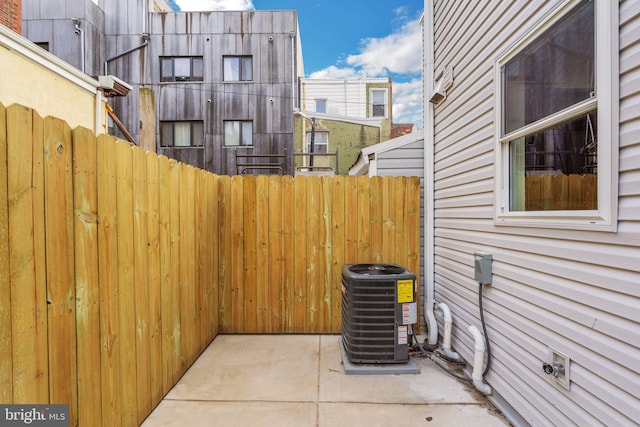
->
306, 131, 328, 154
370, 89, 388, 117
495, 0, 618, 230
223, 56, 253, 82
160, 121, 204, 147
224, 120, 253, 147
160, 57, 203, 82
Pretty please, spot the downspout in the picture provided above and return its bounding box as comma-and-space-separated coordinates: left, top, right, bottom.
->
291, 31, 297, 111
468, 325, 492, 395
95, 89, 104, 135
423, 1, 438, 346
72, 18, 85, 73
104, 33, 149, 75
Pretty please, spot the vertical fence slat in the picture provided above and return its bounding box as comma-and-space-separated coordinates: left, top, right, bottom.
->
306, 177, 321, 331
319, 177, 332, 332
255, 175, 268, 332
293, 177, 307, 332
168, 159, 183, 377
157, 156, 174, 394
73, 126, 101, 426
7, 105, 49, 403
243, 176, 258, 332
208, 174, 219, 338
43, 116, 77, 423
382, 177, 395, 262
356, 176, 371, 262
330, 176, 345, 332
115, 140, 137, 427
345, 176, 358, 264
217, 176, 231, 332
0, 103, 12, 403
268, 176, 284, 332
369, 176, 383, 263
132, 147, 151, 423
230, 175, 244, 333
97, 134, 121, 425
194, 170, 206, 354
179, 165, 196, 366
31, 110, 49, 404
145, 151, 163, 407
394, 176, 408, 268
281, 176, 295, 332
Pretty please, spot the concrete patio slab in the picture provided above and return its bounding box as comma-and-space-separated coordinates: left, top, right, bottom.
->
165, 335, 319, 402
142, 334, 510, 427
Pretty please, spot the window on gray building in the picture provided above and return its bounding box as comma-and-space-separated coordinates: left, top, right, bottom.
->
160, 121, 204, 147
160, 57, 204, 82
224, 120, 253, 146
223, 56, 253, 82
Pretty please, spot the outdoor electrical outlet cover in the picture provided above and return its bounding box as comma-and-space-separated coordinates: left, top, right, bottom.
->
474, 252, 493, 285
549, 348, 571, 390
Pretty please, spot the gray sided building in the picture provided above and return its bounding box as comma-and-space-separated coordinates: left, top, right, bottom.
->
22, 0, 304, 175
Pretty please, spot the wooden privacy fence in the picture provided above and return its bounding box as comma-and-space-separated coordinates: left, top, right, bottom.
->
525, 174, 597, 210
216, 172, 421, 334
0, 103, 421, 426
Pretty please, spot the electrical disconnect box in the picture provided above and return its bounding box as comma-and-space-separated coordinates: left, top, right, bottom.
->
474, 252, 493, 285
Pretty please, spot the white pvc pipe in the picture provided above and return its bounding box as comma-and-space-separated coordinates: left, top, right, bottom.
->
436, 302, 460, 361
468, 325, 492, 395
423, 0, 438, 347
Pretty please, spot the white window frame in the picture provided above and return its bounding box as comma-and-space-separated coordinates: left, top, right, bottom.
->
369, 88, 388, 118
494, 0, 618, 231
306, 131, 329, 154
315, 99, 327, 114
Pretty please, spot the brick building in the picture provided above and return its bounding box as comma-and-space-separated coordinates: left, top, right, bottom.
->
0, 0, 21, 33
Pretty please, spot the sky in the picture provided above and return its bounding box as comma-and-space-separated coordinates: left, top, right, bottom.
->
173, 0, 424, 127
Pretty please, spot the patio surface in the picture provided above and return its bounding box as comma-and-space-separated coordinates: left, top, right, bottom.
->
142, 335, 510, 427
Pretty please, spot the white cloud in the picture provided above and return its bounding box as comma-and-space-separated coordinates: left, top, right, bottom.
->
175, 0, 254, 11
392, 79, 423, 126
308, 66, 359, 80
345, 17, 422, 77
309, 14, 423, 125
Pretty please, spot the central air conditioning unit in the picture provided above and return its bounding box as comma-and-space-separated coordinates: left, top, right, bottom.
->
341, 263, 417, 364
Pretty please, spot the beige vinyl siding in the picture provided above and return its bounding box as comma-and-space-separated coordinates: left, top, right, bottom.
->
376, 141, 424, 177
431, 0, 640, 426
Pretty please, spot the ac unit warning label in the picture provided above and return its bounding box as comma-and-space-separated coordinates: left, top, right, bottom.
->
402, 302, 417, 325
397, 280, 414, 303
398, 326, 408, 344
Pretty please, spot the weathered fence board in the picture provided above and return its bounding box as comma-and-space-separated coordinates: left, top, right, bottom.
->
0, 103, 11, 404
73, 126, 101, 426
7, 105, 49, 403
1, 103, 421, 425
132, 146, 151, 421
97, 134, 121, 426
